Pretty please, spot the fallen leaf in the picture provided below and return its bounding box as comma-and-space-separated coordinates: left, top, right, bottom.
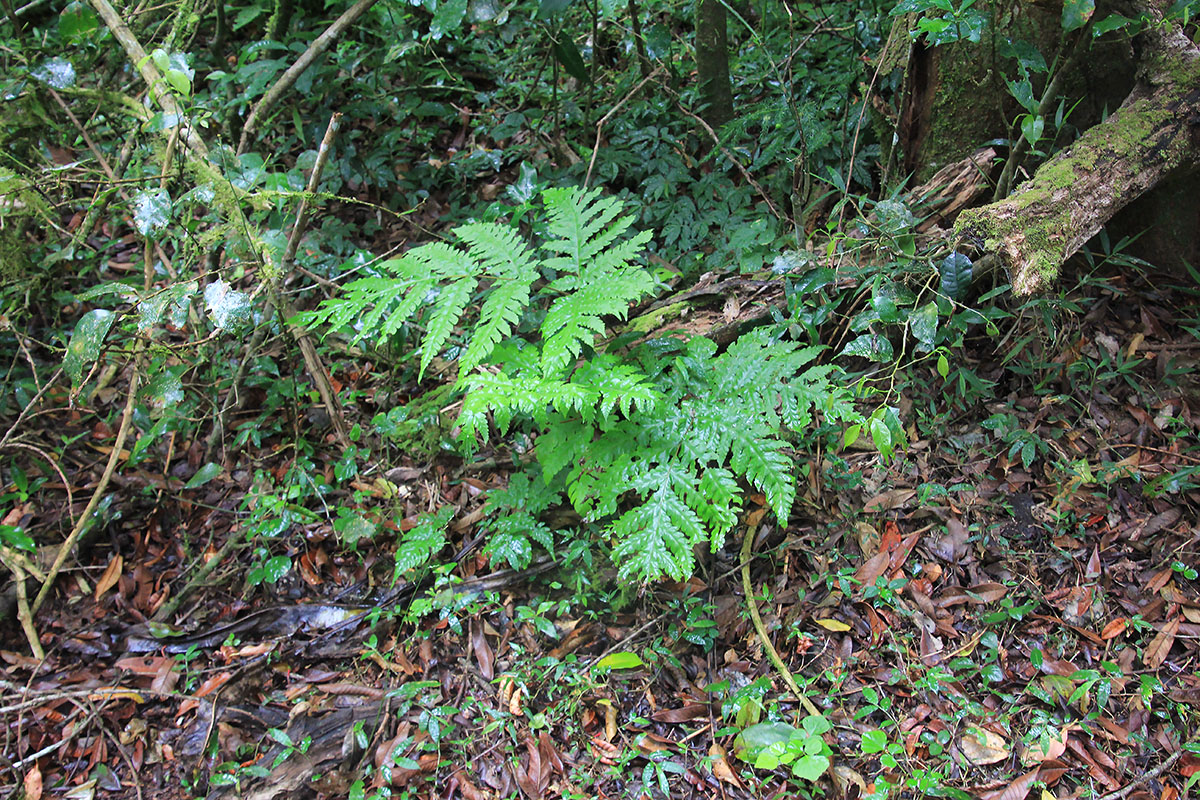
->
1143, 617, 1179, 669
651, 703, 709, 723
23, 765, 42, 800
709, 743, 743, 789
816, 618, 852, 632
1100, 617, 1128, 639
961, 726, 1009, 766
94, 554, 123, 600
979, 766, 1039, 800
827, 764, 864, 799
863, 488, 915, 512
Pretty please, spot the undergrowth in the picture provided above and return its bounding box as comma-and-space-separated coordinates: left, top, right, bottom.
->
300, 187, 874, 581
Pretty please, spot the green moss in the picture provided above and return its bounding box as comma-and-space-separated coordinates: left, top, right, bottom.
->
385, 383, 457, 459
627, 301, 690, 334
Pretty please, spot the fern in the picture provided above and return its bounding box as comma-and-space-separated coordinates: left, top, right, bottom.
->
301, 187, 867, 582
533, 330, 863, 582
392, 506, 453, 582
298, 187, 654, 385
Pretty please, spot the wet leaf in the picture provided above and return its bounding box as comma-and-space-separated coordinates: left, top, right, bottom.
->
1062, 0, 1095, 30
939, 253, 972, 300
133, 188, 171, 236
594, 651, 643, 671
184, 462, 222, 489
204, 279, 253, 332
64, 309, 115, 386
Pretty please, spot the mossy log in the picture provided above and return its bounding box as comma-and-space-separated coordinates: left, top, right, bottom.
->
954, 1, 1200, 295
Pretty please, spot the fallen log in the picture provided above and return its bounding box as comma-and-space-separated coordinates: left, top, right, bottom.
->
953, 0, 1200, 294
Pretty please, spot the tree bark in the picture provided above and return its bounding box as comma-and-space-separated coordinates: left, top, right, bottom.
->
954, 1, 1200, 294
695, 0, 732, 130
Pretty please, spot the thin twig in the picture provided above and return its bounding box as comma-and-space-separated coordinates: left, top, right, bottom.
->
31, 355, 141, 617
1093, 749, 1182, 800
740, 524, 821, 717
280, 113, 342, 273
584, 68, 662, 188
237, 0, 380, 154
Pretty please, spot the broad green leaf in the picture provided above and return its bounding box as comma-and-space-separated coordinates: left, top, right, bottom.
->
936, 353, 950, 378
861, 729, 888, 754
510, 161, 539, 203
261, 555, 291, 584
133, 188, 171, 236
939, 253, 973, 300
184, 462, 223, 489
165, 69, 191, 97
594, 651, 644, 670
1062, 0, 1095, 30
870, 416, 893, 459
0, 524, 35, 552
792, 754, 830, 781
732, 722, 798, 763
537, 0, 573, 18
430, 0, 469, 39
553, 38, 590, 84
204, 279, 253, 332
60, 1, 99, 41
1093, 13, 1132, 35
143, 368, 184, 414
64, 309, 116, 386
909, 302, 938, 346
337, 514, 377, 548
841, 333, 894, 362
1021, 114, 1044, 145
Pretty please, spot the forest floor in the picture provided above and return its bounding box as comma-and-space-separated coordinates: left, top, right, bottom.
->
3, 259, 1200, 800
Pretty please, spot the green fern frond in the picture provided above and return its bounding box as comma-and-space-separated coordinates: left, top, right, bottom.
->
392, 506, 453, 581
456, 224, 538, 376
542, 187, 634, 273
611, 481, 704, 581
541, 270, 656, 373
420, 276, 477, 378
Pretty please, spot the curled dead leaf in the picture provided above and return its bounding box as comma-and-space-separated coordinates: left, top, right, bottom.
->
961, 726, 1009, 766
709, 743, 743, 789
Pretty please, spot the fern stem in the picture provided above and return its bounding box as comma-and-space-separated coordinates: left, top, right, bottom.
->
740, 526, 821, 718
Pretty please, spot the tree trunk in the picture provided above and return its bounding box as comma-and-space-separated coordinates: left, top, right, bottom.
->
695, 0, 732, 130
954, 2, 1200, 294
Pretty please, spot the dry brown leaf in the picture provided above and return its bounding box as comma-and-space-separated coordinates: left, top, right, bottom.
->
961, 726, 1010, 766
863, 488, 915, 512
452, 770, 494, 800
23, 765, 42, 800
979, 766, 1040, 800
709, 743, 743, 789
1143, 617, 1179, 669
1100, 617, 1128, 639
1146, 568, 1174, 594
830, 764, 867, 799
854, 550, 890, 588
650, 704, 709, 723
603, 701, 617, 741
471, 619, 494, 680
94, 554, 123, 600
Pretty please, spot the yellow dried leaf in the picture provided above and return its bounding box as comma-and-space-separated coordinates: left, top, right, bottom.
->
816, 618, 852, 632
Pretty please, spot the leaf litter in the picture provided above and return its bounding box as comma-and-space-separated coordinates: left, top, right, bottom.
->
3, 266, 1199, 800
